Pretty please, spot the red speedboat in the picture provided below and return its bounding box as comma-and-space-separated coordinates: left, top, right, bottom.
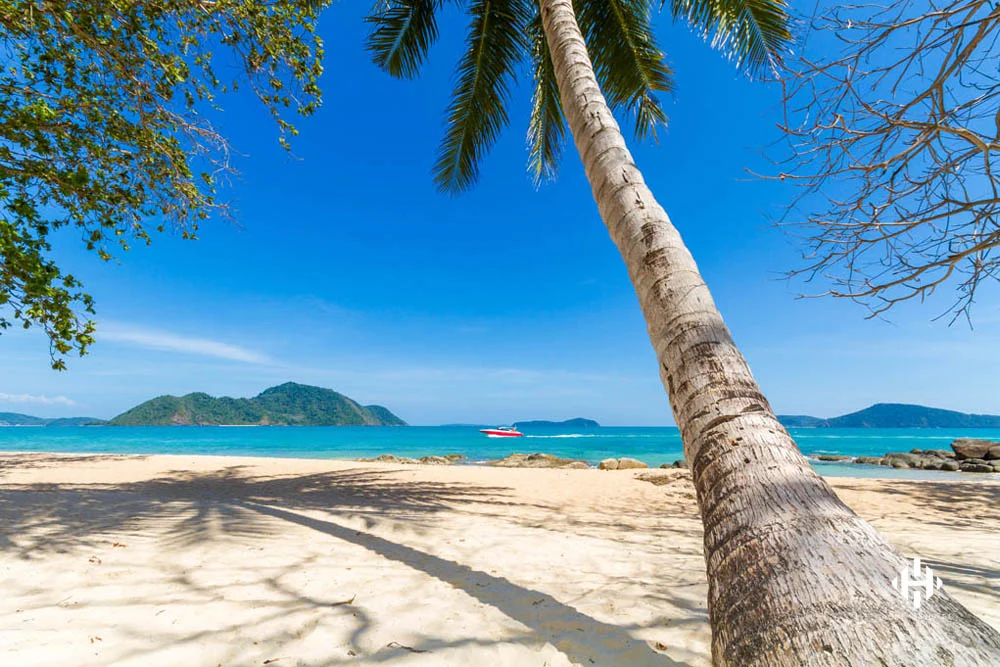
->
480, 426, 523, 438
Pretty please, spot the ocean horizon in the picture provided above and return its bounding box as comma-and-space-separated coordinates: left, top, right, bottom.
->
3, 425, 997, 481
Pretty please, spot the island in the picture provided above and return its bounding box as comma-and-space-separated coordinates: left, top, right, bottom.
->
777, 403, 1000, 428
0, 413, 106, 427
514, 418, 600, 429
109, 382, 407, 426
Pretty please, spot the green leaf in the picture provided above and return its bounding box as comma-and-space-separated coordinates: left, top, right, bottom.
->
433, 0, 532, 194
667, 0, 792, 76
577, 0, 674, 140
526, 10, 566, 185
366, 0, 440, 79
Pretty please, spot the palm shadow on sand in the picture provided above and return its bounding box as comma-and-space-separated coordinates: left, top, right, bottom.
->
0, 456, 692, 665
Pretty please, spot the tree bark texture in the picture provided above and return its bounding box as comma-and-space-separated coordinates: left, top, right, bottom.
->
537, 0, 1000, 663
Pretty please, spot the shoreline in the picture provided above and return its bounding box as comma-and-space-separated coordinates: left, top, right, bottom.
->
0, 447, 988, 481
1, 451, 997, 666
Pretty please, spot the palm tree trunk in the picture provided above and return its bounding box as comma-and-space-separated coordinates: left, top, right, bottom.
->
537, 0, 1000, 663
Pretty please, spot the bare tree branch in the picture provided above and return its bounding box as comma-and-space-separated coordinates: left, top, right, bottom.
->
772, 0, 1000, 321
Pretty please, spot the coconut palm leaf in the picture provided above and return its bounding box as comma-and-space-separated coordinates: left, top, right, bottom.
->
668, 0, 791, 76
576, 0, 674, 140
433, 0, 531, 193
366, 0, 440, 79
526, 10, 566, 185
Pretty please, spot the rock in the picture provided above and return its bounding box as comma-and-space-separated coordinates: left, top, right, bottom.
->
884, 452, 922, 467
672, 459, 688, 468
921, 460, 943, 471
418, 456, 452, 465
488, 452, 588, 468
960, 462, 995, 473
855, 456, 884, 465
560, 461, 590, 469
356, 454, 402, 463
817, 454, 852, 461
963, 458, 988, 466
951, 438, 999, 460
940, 461, 960, 471
926, 449, 956, 459
444, 454, 467, 462
988, 445, 1000, 461
598, 457, 649, 470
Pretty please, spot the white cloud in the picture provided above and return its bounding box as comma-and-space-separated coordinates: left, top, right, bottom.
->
0, 393, 76, 406
100, 325, 271, 364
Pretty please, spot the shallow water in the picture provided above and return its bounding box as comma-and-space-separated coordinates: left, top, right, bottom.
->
0, 425, 996, 480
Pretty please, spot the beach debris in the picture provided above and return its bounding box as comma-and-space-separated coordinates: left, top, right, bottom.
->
263, 658, 290, 665
330, 595, 356, 607
88, 556, 102, 565
385, 641, 428, 653
487, 452, 588, 468
89, 636, 102, 644
112, 542, 126, 548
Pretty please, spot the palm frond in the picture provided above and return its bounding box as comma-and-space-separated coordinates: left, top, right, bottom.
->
433, 0, 531, 194
668, 0, 791, 76
365, 0, 439, 79
526, 11, 566, 185
576, 0, 674, 140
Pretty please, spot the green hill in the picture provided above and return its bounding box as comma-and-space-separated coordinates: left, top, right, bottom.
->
0, 412, 105, 426
109, 382, 407, 426
778, 403, 1000, 428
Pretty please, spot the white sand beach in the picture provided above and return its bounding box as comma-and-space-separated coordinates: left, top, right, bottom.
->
1, 452, 998, 666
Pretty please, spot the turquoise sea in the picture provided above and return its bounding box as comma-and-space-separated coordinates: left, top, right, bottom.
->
2, 425, 999, 480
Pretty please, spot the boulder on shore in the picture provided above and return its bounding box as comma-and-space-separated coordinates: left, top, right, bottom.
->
855, 456, 884, 465
488, 452, 588, 468
817, 454, 852, 462
959, 462, 996, 473
660, 460, 688, 469
599, 457, 648, 470
419, 456, 452, 465
951, 438, 1000, 460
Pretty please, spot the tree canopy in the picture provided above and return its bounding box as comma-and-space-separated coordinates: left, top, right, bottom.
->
365, 0, 790, 193
0, 0, 327, 368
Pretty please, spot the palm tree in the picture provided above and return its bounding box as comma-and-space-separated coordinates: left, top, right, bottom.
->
364, 0, 1000, 663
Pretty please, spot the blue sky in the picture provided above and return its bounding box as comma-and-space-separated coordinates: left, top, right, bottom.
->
3, 6, 1000, 425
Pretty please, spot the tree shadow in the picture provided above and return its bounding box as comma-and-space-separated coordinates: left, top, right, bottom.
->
0, 462, 689, 665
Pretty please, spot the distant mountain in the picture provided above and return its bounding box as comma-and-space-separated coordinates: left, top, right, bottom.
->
777, 415, 830, 428
778, 403, 1000, 429
0, 412, 106, 426
109, 382, 407, 426
514, 417, 600, 429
